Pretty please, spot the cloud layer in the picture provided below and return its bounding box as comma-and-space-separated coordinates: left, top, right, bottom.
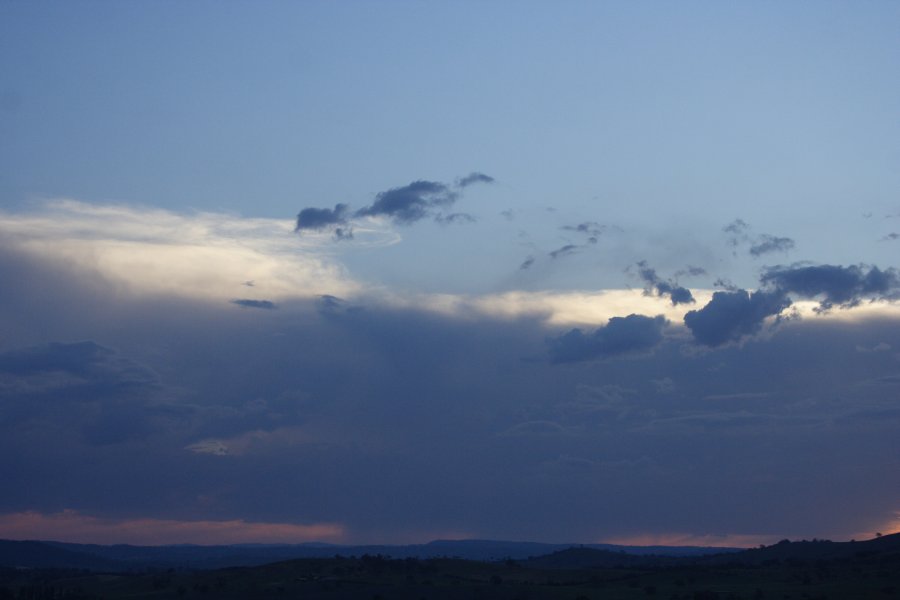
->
1, 201, 899, 546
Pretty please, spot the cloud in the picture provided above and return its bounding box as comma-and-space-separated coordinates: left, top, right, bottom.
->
294, 203, 350, 231
0, 200, 362, 302
723, 219, 795, 258
675, 266, 707, 278
519, 256, 535, 270
760, 264, 900, 310
855, 342, 891, 353
548, 244, 578, 260
635, 261, 695, 305
333, 226, 354, 241
4, 199, 900, 545
435, 212, 476, 225
355, 180, 459, 224
749, 234, 795, 257
683, 289, 791, 347
0, 510, 345, 545
457, 172, 495, 187
723, 218, 750, 246
548, 314, 667, 363
683, 263, 900, 346
294, 173, 492, 233
231, 299, 277, 310
561, 221, 605, 242
0, 341, 167, 445
500, 420, 572, 437
880, 233, 899, 242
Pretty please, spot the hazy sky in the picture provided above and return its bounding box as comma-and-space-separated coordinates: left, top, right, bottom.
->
1, 1, 899, 547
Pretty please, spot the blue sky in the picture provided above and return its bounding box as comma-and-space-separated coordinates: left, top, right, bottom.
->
0, 2, 899, 546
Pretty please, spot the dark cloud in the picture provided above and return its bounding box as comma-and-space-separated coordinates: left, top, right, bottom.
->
713, 277, 739, 291
295, 173, 492, 233
333, 226, 354, 241
760, 264, 900, 310
635, 261, 695, 306
548, 244, 578, 260
355, 180, 458, 225
519, 256, 535, 270
3, 239, 900, 544
683, 289, 791, 347
881, 233, 899, 241
548, 314, 667, 363
231, 299, 277, 310
457, 172, 495, 188
685, 263, 900, 346
749, 234, 795, 257
435, 212, 476, 225
0, 342, 165, 446
295, 203, 350, 232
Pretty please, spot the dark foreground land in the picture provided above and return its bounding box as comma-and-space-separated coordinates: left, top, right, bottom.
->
1, 534, 898, 599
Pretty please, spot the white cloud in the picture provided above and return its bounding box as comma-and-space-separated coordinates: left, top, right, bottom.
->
0, 200, 362, 301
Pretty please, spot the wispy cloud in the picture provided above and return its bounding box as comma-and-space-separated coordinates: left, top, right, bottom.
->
723, 218, 795, 258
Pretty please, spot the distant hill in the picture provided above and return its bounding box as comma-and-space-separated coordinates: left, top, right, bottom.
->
0, 540, 123, 571
703, 531, 900, 566
522, 532, 900, 569
12, 534, 893, 572
0, 537, 738, 571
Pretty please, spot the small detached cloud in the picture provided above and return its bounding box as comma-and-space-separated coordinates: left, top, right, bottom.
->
519, 256, 535, 270
548, 314, 667, 363
456, 172, 495, 188
635, 261, 695, 306
295, 173, 493, 237
548, 244, 578, 260
295, 204, 352, 240
561, 221, 606, 244
231, 299, 277, 310
675, 266, 707, 278
749, 234, 795, 257
295, 203, 350, 231
723, 218, 750, 249
723, 218, 795, 258
881, 233, 899, 242
435, 212, 476, 225
355, 180, 458, 224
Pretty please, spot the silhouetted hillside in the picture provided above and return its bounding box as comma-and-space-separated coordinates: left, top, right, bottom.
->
0, 537, 737, 571
704, 531, 900, 566
0, 540, 123, 571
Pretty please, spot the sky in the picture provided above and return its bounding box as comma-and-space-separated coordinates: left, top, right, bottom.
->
0, 1, 899, 547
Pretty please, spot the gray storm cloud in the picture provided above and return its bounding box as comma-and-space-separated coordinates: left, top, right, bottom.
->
2, 210, 900, 544
548, 314, 668, 363
684, 263, 900, 347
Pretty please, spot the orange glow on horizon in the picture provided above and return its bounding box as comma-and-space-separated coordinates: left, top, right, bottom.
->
0, 509, 346, 546
600, 532, 782, 549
